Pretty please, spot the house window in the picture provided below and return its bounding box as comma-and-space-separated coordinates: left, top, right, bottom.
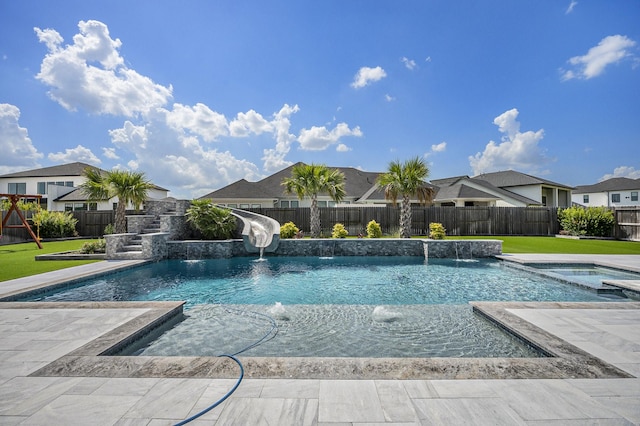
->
583, 195, 589, 204
65, 181, 73, 187
632, 192, 638, 202
251, 204, 261, 208
291, 200, 299, 207
280, 201, 289, 207
8, 182, 26, 194
611, 193, 621, 203
541, 195, 547, 206
317, 201, 328, 207
239, 204, 250, 209
37, 182, 46, 194
227, 203, 237, 208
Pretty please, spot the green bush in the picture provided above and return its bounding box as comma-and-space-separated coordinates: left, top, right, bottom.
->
332, 223, 349, 238
32, 210, 78, 238
80, 239, 106, 254
280, 221, 299, 239
428, 222, 446, 240
366, 220, 382, 238
185, 199, 237, 240
558, 206, 615, 237
103, 223, 115, 235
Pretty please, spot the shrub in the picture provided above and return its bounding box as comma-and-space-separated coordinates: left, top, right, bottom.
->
280, 221, 299, 239
558, 206, 615, 237
31, 210, 78, 238
428, 222, 446, 240
185, 199, 237, 240
80, 239, 106, 254
332, 223, 349, 238
103, 223, 115, 235
366, 220, 382, 238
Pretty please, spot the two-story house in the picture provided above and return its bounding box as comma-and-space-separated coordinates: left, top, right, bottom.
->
572, 177, 640, 207
0, 162, 169, 211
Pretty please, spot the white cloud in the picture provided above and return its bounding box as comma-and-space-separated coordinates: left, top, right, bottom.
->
0, 104, 44, 174
48, 144, 101, 165
351, 66, 387, 89
561, 35, 636, 80
565, 0, 578, 14
431, 142, 447, 153
385, 94, 396, 102
165, 103, 228, 142
469, 108, 551, 175
600, 166, 640, 181
261, 104, 300, 172
298, 122, 363, 151
229, 109, 273, 137
336, 143, 351, 152
34, 20, 172, 116
401, 57, 417, 70
102, 147, 119, 159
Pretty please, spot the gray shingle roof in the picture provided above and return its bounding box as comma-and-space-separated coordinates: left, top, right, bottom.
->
0, 162, 102, 178
473, 170, 573, 189
433, 183, 499, 201
202, 162, 383, 200
573, 177, 640, 194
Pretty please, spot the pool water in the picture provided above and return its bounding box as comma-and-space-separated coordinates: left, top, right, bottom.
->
530, 264, 640, 288
24, 257, 621, 358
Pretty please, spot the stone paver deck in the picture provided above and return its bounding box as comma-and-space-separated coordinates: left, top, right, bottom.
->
0, 254, 638, 424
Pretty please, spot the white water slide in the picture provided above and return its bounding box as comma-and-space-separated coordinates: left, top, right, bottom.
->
227, 207, 281, 254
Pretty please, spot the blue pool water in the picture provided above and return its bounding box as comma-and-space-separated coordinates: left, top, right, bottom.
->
30, 257, 611, 306
24, 257, 622, 358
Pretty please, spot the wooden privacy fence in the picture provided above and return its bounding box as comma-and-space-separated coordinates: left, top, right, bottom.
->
3, 206, 639, 242
248, 206, 562, 236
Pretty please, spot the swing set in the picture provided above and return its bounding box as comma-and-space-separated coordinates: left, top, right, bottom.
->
0, 193, 43, 249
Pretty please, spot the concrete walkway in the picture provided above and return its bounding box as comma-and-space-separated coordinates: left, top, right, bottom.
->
0, 255, 639, 425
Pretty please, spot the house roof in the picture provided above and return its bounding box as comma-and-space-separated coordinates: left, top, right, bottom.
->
433, 183, 499, 201
202, 162, 383, 200
573, 177, 640, 194
473, 170, 573, 190
0, 162, 101, 178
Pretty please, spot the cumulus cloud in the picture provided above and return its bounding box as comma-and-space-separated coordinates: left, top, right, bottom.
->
48, 144, 101, 165
561, 35, 637, 80
229, 109, 273, 137
351, 66, 387, 89
336, 144, 351, 152
261, 104, 300, 172
384, 94, 396, 102
469, 108, 551, 175
431, 142, 447, 153
165, 103, 228, 142
0, 104, 44, 174
298, 122, 363, 151
102, 147, 119, 159
600, 166, 640, 181
34, 20, 172, 116
401, 57, 417, 70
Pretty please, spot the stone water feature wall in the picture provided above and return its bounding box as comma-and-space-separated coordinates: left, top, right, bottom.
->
164, 238, 502, 260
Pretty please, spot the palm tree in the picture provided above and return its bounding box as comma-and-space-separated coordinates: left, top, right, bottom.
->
80, 167, 154, 233
282, 163, 346, 238
376, 156, 435, 238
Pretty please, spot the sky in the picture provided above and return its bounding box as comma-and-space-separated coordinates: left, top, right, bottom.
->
1, 0, 639, 199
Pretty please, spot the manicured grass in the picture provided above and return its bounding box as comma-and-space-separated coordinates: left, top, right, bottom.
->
446, 236, 640, 254
0, 239, 101, 282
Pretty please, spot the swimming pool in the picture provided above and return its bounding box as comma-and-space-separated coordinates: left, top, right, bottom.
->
21, 256, 624, 358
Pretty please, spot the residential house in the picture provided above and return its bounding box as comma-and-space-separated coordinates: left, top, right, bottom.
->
572, 177, 640, 207
0, 162, 169, 211
432, 171, 573, 207
201, 162, 385, 207
203, 163, 572, 208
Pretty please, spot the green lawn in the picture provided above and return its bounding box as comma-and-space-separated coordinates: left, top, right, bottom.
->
446, 236, 640, 254
0, 239, 101, 282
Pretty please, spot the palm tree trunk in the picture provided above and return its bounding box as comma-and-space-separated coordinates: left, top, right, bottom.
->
310, 194, 321, 238
115, 200, 127, 234
400, 195, 412, 238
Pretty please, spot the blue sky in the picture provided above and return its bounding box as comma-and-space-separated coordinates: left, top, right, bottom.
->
1, 0, 639, 198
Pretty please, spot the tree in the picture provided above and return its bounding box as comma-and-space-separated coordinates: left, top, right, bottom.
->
282, 163, 346, 238
185, 199, 237, 240
80, 168, 154, 233
376, 156, 435, 238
